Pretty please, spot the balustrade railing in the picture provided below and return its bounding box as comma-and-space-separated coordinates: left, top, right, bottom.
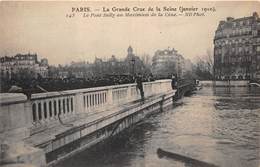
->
31, 94, 75, 125
28, 80, 172, 130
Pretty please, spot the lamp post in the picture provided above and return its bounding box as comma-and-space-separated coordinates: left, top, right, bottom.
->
131, 57, 135, 76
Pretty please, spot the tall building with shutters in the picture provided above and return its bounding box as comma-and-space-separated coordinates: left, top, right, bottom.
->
214, 12, 260, 80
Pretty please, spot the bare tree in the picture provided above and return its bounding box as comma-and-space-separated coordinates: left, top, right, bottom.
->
205, 48, 214, 74
194, 49, 214, 80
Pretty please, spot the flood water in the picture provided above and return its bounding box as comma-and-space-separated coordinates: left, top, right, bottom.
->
56, 86, 260, 167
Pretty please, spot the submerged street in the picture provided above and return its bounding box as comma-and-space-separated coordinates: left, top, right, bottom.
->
56, 86, 260, 167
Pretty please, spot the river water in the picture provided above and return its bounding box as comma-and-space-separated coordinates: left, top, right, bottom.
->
56, 86, 260, 167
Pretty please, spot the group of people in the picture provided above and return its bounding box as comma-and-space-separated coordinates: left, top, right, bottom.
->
4, 73, 179, 101
2, 75, 152, 93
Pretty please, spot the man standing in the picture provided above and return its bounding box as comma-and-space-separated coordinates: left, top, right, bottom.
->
171, 74, 178, 90
171, 74, 179, 101
136, 73, 144, 100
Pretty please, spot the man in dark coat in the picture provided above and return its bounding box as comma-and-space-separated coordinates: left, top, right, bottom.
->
136, 73, 144, 100
171, 74, 178, 90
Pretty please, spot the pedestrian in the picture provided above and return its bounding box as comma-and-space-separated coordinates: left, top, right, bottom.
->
171, 74, 178, 90
136, 73, 144, 100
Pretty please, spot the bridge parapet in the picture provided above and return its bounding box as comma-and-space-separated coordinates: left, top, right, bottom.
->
0, 79, 172, 138
0, 79, 200, 167
0, 93, 31, 142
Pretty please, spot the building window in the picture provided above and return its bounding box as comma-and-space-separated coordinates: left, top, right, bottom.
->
257, 46, 260, 52
245, 47, 249, 53
242, 28, 245, 35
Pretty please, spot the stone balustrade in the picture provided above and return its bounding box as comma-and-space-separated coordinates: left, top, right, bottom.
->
0, 79, 172, 140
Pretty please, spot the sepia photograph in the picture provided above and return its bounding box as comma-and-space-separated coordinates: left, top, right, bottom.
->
0, 1, 260, 167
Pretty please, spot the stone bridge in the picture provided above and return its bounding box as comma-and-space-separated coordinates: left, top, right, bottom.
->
0, 79, 195, 167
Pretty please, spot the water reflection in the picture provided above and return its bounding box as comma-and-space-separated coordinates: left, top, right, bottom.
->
56, 87, 260, 167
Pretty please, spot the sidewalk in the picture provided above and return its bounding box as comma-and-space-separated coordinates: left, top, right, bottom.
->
24, 90, 175, 147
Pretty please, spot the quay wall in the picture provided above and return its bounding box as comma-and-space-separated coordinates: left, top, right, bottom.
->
0, 80, 176, 167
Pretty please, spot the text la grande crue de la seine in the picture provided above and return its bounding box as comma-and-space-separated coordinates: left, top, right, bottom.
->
71, 6, 216, 13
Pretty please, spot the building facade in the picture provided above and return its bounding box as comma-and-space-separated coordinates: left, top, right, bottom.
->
0, 53, 49, 79
152, 48, 185, 78
124, 46, 148, 75
214, 12, 260, 80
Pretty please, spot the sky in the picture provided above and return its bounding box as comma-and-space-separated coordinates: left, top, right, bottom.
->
0, 1, 259, 65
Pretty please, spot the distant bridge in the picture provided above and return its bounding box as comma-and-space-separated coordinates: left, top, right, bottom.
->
175, 79, 196, 98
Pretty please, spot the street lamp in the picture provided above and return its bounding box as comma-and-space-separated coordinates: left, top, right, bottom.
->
131, 57, 135, 76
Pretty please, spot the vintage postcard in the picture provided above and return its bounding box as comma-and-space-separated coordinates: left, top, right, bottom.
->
0, 1, 260, 167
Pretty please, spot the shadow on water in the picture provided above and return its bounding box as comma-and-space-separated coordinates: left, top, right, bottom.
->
157, 148, 219, 167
